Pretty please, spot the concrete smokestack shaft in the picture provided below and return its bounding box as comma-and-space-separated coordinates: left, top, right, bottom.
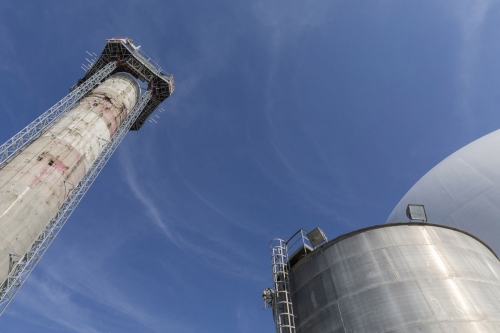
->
0, 74, 140, 284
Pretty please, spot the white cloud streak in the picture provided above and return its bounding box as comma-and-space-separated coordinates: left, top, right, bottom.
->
118, 145, 266, 282
7, 244, 197, 333
451, 0, 492, 131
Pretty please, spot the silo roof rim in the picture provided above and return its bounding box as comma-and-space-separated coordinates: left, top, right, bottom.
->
290, 222, 499, 271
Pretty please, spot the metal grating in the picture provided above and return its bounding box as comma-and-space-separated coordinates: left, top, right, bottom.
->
73, 38, 174, 130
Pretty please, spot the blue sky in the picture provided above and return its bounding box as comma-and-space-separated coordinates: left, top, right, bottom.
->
0, 0, 499, 332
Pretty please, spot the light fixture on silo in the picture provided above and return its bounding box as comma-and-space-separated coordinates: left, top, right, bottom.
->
406, 204, 427, 222
307, 227, 328, 248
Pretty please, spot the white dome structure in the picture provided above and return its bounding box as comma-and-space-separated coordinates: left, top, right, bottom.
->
387, 129, 500, 253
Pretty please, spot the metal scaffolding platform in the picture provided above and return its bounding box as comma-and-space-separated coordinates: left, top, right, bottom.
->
74, 38, 174, 130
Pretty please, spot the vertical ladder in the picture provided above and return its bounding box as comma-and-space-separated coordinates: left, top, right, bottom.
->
270, 239, 296, 333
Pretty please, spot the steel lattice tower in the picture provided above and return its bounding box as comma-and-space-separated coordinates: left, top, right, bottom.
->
0, 38, 174, 314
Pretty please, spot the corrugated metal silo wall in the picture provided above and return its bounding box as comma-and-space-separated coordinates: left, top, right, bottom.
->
289, 223, 500, 333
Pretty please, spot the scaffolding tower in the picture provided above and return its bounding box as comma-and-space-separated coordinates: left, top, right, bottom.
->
0, 38, 174, 314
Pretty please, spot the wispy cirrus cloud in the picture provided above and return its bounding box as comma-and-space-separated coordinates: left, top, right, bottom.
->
252, 0, 337, 112
118, 144, 266, 282
244, 1, 361, 228
7, 276, 101, 333
7, 241, 197, 333
449, 0, 492, 132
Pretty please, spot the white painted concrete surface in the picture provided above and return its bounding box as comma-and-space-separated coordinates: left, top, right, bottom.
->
0, 74, 139, 285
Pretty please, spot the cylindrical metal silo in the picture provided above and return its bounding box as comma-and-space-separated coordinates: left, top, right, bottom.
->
0, 73, 139, 284
289, 223, 500, 333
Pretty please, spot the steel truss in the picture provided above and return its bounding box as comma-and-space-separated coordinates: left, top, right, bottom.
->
0, 62, 118, 169
0, 90, 152, 315
74, 38, 174, 130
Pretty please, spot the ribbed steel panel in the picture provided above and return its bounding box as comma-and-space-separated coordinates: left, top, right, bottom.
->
289, 223, 500, 333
